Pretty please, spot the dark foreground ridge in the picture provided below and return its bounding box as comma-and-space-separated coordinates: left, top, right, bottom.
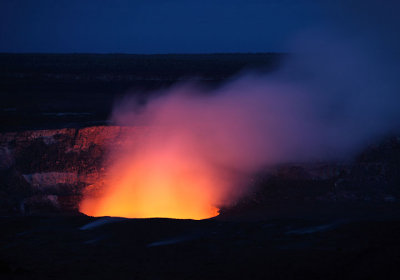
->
1, 214, 400, 280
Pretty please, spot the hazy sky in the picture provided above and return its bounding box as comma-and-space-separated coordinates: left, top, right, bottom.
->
0, 0, 332, 53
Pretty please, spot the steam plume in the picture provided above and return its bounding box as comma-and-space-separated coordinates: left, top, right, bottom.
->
80, 0, 400, 219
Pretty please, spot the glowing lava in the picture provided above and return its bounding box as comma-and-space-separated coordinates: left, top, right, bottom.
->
80, 147, 221, 220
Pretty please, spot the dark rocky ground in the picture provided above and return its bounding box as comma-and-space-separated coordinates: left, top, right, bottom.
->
1, 210, 400, 280
1, 53, 400, 279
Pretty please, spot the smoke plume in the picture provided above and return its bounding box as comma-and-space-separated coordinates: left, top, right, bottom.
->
80, 0, 400, 219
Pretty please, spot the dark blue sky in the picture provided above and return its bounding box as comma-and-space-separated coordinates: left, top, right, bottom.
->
0, 0, 332, 53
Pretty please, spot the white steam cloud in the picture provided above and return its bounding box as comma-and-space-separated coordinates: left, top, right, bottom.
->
81, 0, 400, 216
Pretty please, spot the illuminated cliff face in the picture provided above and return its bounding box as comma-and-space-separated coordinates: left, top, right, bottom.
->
1, 125, 399, 216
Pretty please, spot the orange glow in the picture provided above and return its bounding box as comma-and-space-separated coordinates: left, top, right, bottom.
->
80, 145, 221, 220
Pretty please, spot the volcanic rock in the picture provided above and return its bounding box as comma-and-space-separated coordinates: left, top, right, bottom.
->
1, 126, 399, 215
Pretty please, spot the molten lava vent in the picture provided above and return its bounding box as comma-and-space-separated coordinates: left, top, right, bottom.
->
79, 151, 220, 220
79, 123, 225, 220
